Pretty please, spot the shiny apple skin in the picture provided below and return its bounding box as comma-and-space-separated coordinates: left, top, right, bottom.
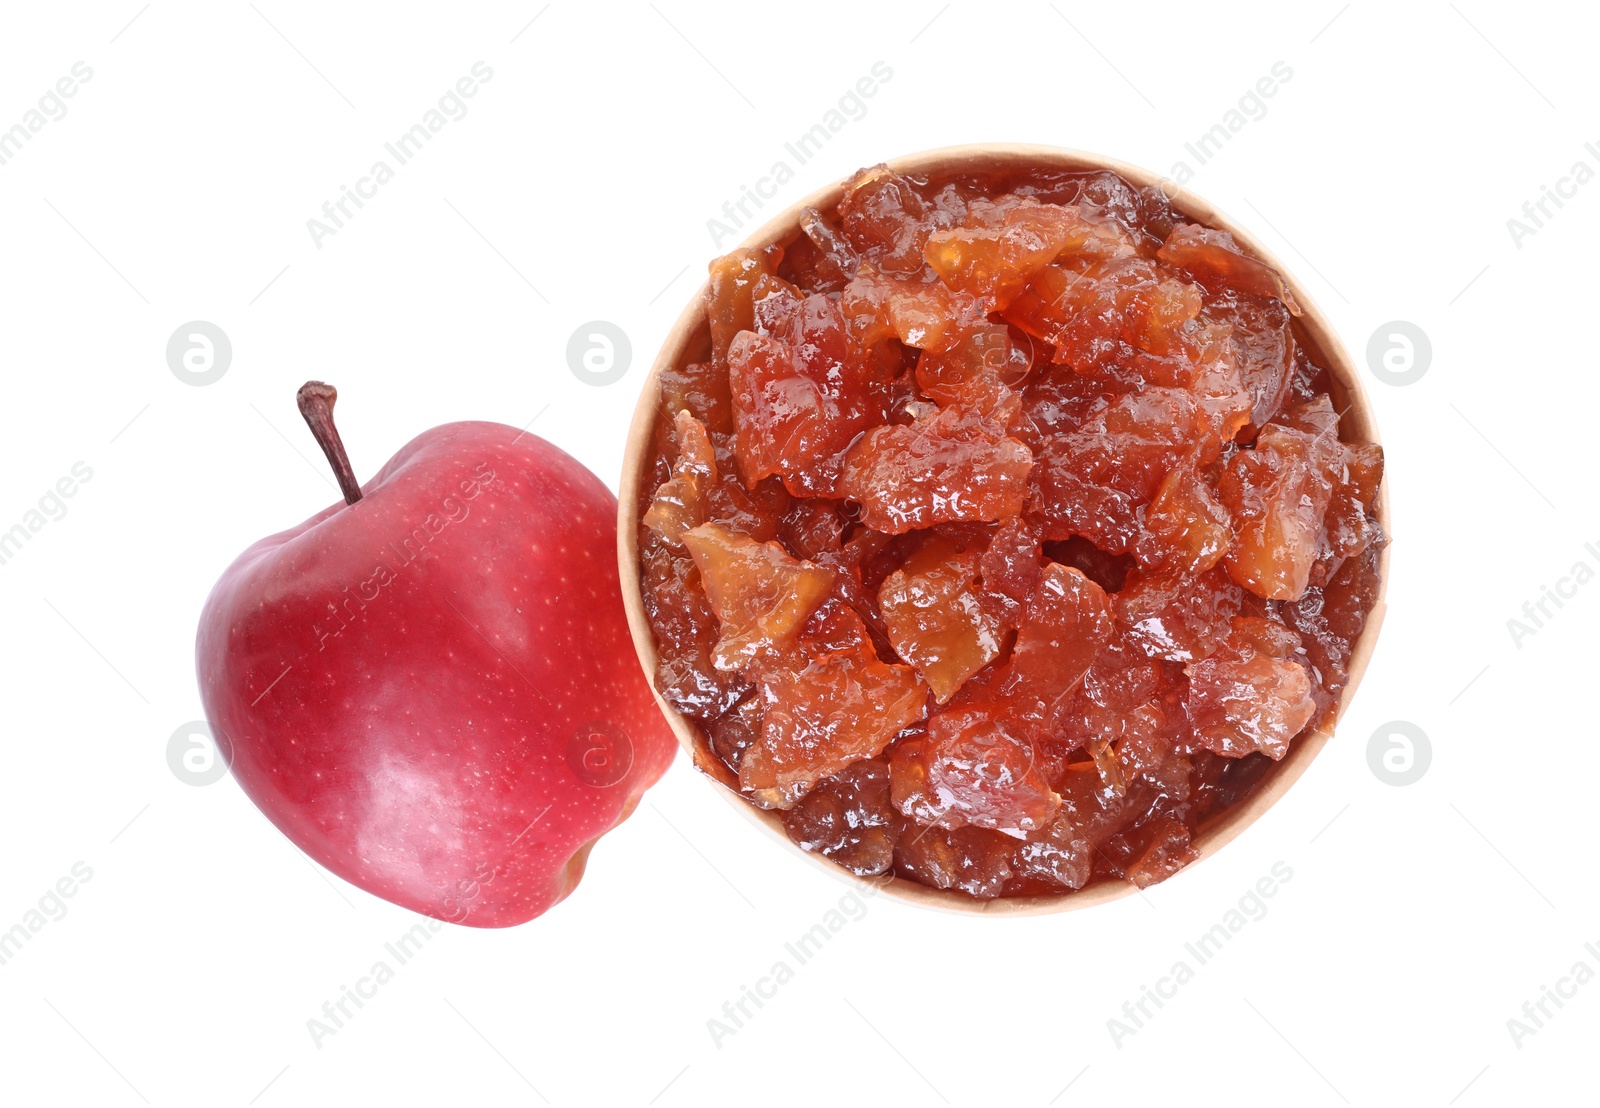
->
196, 421, 675, 926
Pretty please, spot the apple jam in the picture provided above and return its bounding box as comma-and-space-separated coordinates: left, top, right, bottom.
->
637, 163, 1384, 899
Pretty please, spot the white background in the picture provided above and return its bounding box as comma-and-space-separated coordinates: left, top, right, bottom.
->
0, 2, 1592, 1105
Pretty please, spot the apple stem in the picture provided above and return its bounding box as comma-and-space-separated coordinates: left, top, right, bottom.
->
297, 381, 363, 506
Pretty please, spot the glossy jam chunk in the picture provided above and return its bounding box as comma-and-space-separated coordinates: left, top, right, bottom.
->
641, 163, 1385, 900
779, 756, 897, 875
979, 514, 1043, 615
682, 523, 834, 671
841, 266, 984, 354
914, 324, 1028, 424
708, 247, 781, 375
842, 405, 1033, 534
639, 531, 748, 720
1212, 293, 1295, 431
1029, 386, 1212, 554
1157, 223, 1301, 315
658, 358, 733, 435
924, 196, 1132, 309
1118, 567, 1243, 663
1185, 617, 1316, 760
878, 531, 1005, 702
890, 708, 1060, 834
1219, 419, 1340, 601
730, 276, 880, 496
1002, 563, 1114, 738
1064, 630, 1190, 777
1141, 464, 1231, 576
740, 615, 927, 807
892, 816, 1017, 898
642, 410, 717, 543
1012, 762, 1124, 889
837, 164, 945, 273
1107, 812, 1199, 888
1004, 256, 1202, 375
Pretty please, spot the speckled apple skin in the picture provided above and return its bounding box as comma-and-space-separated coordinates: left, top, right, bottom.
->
197, 422, 676, 927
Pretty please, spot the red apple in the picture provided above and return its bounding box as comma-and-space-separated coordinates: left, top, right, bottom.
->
196, 382, 675, 926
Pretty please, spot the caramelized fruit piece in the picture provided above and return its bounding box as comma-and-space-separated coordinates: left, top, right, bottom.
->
840, 265, 985, 354
879, 532, 1005, 702
658, 359, 734, 435
1118, 567, 1243, 663
892, 814, 1017, 898
1273, 395, 1386, 587
740, 614, 927, 807
923, 197, 1129, 309
843, 406, 1032, 534
1065, 631, 1186, 754
707, 695, 762, 773
708, 246, 781, 373
683, 523, 835, 671
1220, 421, 1339, 601
778, 498, 844, 561
1013, 762, 1124, 889
701, 437, 790, 541
980, 515, 1044, 612
1004, 256, 1203, 374
639, 530, 749, 719
811, 559, 897, 660
642, 410, 718, 543
1188, 327, 1255, 456
799, 593, 876, 654
792, 205, 860, 290
1002, 563, 1114, 738
1157, 223, 1301, 315
1090, 737, 1127, 797
1018, 360, 1113, 439
1105, 813, 1198, 888
1030, 387, 1208, 553
838, 164, 946, 273
1117, 730, 1191, 809
1141, 463, 1231, 576
913, 324, 1029, 424
780, 757, 896, 875
890, 710, 1060, 835
1211, 293, 1296, 430
1070, 170, 1179, 248
1185, 617, 1316, 759
1318, 441, 1384, 577
730, 278, 879, 495
1096, 387, 1211, 485
1283, 543, 1381, 725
